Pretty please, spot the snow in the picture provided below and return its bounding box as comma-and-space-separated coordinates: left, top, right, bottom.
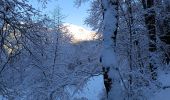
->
101, 48, 117, 67
150, 72, 170, 100
100, 0, 122, 99
0, 96, 7, 100
63, 23, 99, 42
159, 72, 170, 86
151, 88, 170, 100
72, 75, 104, 100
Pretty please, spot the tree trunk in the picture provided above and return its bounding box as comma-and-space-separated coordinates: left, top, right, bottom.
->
142, 0, 157, 80
100, 0, 121, 99
159, 0, 170, 63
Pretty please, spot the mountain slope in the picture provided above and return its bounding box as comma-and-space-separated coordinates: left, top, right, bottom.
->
63, 23, 99, 42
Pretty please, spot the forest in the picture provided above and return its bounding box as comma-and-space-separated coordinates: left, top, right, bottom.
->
0, 0, 170, 100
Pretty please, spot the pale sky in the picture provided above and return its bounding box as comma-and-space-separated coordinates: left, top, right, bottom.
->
30, 0, 91, 30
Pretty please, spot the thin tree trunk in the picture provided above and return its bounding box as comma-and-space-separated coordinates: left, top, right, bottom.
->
126, 0, 133, 98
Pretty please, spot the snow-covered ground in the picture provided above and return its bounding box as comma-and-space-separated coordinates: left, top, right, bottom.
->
151, 88, 170, 100
151, 71, 170, 100
0, 96, 7, 100
72, 68, 170, 100
71, 75, 104, 100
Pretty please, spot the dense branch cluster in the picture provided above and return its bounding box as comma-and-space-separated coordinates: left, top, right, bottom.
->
0, 0, 101, 99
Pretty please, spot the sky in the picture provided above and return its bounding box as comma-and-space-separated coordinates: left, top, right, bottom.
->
30, 0, 91, 30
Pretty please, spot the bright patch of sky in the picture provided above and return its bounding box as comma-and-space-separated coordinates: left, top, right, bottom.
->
29, 0, 91, 30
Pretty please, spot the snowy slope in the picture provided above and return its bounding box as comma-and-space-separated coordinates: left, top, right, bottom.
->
63, 23, 99, 42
